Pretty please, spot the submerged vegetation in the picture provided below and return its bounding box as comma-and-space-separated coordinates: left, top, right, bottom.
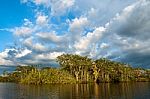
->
0, 54, 149, 84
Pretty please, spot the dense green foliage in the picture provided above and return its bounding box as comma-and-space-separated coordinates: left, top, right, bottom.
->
57, 54, 92, 82
57, 54, 150, 83
0, 54, 149, 84
20, 68, 76, 84
0, 66, 76, 84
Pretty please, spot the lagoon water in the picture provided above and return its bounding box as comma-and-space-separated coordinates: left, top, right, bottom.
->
0, 82, 149, 99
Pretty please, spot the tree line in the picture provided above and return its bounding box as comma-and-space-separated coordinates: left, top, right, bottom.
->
57, 54, 150, 83
0, 54, 149, 84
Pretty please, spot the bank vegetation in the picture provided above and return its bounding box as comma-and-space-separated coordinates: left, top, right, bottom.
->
0, 54, 149, 84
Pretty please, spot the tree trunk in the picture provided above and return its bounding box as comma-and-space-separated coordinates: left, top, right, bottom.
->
75, 71, 79, 81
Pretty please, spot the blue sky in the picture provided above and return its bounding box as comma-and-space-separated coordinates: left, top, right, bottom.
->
0, 0, 150, 68
0, 0, 33, 50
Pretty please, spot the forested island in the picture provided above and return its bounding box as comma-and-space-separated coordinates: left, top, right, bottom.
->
0, 54, 149, 84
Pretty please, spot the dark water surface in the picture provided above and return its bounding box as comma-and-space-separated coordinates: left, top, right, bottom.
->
0, 82, 149, 99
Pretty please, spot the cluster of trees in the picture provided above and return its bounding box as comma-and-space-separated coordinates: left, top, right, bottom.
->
57, 54, 150, 83
0, 66, 76, 84
0, 54, 149, 84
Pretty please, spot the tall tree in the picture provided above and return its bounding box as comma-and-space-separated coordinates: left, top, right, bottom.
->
57, 54, 92, 82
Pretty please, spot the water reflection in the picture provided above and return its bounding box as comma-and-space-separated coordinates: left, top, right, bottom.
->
0, 82, 149, 99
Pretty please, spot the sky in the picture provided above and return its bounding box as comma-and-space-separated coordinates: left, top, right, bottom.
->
0, 0, 150, 68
